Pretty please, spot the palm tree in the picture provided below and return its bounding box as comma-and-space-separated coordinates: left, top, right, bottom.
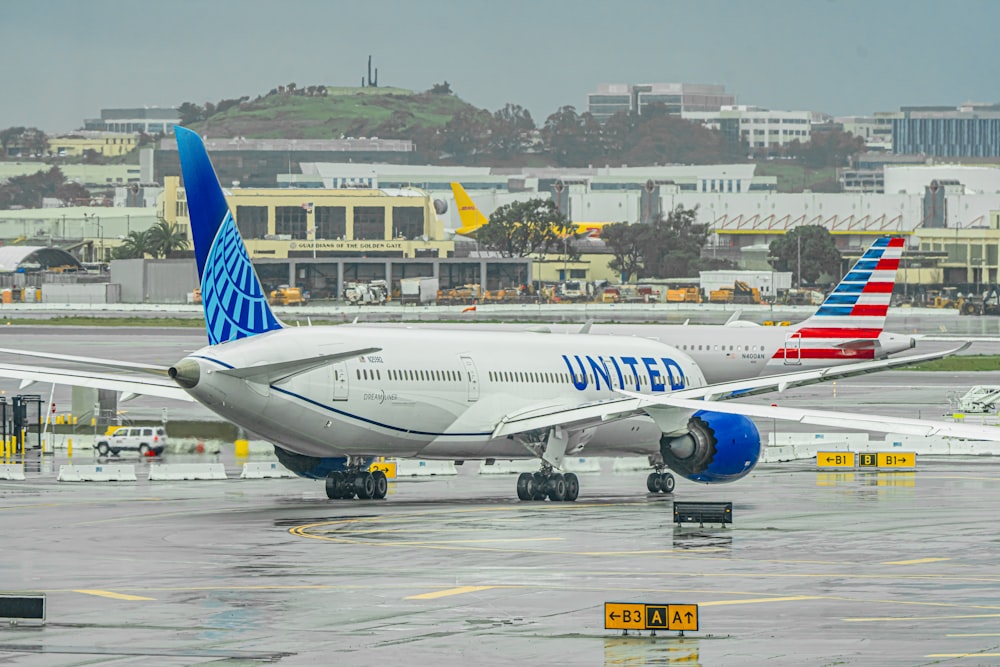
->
112, 230, 153, 259
147, 219, 190, 258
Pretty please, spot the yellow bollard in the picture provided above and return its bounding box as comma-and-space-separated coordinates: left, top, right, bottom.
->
234, 438, 249, 458
67, 437, 73, 458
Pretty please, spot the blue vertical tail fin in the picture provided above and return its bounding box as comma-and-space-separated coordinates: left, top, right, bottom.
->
175, 126, 283, 345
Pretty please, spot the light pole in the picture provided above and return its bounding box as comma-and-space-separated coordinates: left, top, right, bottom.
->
796, 232, 801, 289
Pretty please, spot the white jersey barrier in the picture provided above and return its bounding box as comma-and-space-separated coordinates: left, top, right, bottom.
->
0, 464, 25, 480
396, 460, 457, 476
58, 464, 137, 482
148, 463, 227, 481
240, 461, 296, 479
478, 458, 601, 475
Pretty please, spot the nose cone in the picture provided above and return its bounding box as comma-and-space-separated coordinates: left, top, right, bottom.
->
169, 358, 201, 389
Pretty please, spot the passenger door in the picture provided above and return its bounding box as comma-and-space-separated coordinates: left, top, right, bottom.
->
331, 363, 349, 401
460, 355, 479, 402
783, 331, 802, 365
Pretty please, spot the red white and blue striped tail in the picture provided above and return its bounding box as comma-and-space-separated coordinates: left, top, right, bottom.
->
772, 236, 905, 363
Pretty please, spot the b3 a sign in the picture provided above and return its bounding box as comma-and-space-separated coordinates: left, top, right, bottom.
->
605, 602, 699, 632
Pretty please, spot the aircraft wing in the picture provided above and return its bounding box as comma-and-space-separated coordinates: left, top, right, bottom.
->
491, 343, 971, 438
670, 343, 971, 401
618, 391, 1000, 441
0, 362, 193, 402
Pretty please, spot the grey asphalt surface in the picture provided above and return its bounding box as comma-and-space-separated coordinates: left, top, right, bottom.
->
0, 309, 998, 665
1, 455, 999, 666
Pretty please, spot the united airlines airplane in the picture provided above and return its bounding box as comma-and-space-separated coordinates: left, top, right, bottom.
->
0, 128, 993, 505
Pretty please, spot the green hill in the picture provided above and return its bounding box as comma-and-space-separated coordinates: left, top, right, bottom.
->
190, 86, 479, 140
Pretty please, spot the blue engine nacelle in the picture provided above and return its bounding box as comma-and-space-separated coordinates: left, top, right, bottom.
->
658, 410, 761, 483
272, 446, 373, 479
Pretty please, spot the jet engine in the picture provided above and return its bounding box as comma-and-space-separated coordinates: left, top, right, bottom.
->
659, 411, 761, 483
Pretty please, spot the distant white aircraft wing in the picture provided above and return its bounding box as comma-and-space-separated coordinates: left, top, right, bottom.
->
491, 344, 972, 438
0, 362, 193, 402
670, 343, 972, 401
617, 391, 1000, 441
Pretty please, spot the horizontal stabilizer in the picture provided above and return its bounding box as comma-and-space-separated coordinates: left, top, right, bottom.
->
0, 347, 172, 375
216, 347, 381, 385
0, 362, 193, 402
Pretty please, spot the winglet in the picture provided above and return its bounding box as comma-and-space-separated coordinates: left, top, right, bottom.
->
175, 126, 283, 345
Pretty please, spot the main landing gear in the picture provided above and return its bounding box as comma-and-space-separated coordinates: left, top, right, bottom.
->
516, 465, 580, 502
325, 458, 387, 500
646, 469, 676, 495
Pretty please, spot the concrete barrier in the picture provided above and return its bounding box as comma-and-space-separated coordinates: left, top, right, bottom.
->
478, 458, 601, 475
148, 463, 227, 481
0, 464, 25, 480
240, 461, 296, 479
396, 460, 457, 476
58, 464, 136, 482
612, 458, 650, 473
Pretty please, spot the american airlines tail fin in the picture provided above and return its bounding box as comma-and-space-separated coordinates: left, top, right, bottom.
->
175, 126, 283, 346
775, 236, 905, 362
450, 182, 489, 236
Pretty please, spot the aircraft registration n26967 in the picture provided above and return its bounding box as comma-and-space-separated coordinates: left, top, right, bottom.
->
0, 126, 995, 503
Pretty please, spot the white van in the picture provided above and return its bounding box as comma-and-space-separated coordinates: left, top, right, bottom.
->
95, 427, 167, 457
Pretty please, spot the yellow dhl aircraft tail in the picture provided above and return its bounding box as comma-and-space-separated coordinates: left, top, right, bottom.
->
450, 181, 610, 238
450, 182, 489, 236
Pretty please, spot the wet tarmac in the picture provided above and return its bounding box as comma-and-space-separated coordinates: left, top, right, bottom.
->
1, 453, 1000, 666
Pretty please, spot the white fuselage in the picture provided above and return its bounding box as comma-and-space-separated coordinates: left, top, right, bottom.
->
180, 326, 707, 461
367, 322, 916, 383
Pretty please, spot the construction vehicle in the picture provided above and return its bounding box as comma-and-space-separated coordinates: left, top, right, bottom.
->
343, 280, 388, 306
709, 281, 765, 305
927, 287, 960, 309
958, 288, 1000, 316
268, 285, 307, 306
666, 287, 702, 303
435, 283, 483, 306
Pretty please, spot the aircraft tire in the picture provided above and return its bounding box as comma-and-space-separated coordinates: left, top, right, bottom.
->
516, 473, 532, 500
371, 470, 388, 499
660, 473, 675, 494
325, 472, 343, 500
647, 472, 663, 493
355, 472, 375, 500
531, 472, 548, 501
563, 473, 579, 502
547, 474, 566, 502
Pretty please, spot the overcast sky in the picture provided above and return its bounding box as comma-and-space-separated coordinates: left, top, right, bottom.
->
3, 0, 999, 133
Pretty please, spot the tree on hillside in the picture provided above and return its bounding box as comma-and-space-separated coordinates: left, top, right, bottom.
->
0, 166, 76, 209
767, 225, 841, 286
477, 199, 574, 258
601, 222, 648, 283
783, 129, 865, 168
540, 106, 603, 167
440, 109, 493, 163
429, 81, 452, 95
621, 112, 726, 165
490, 103, 535, 159
177, 102, 204, 126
